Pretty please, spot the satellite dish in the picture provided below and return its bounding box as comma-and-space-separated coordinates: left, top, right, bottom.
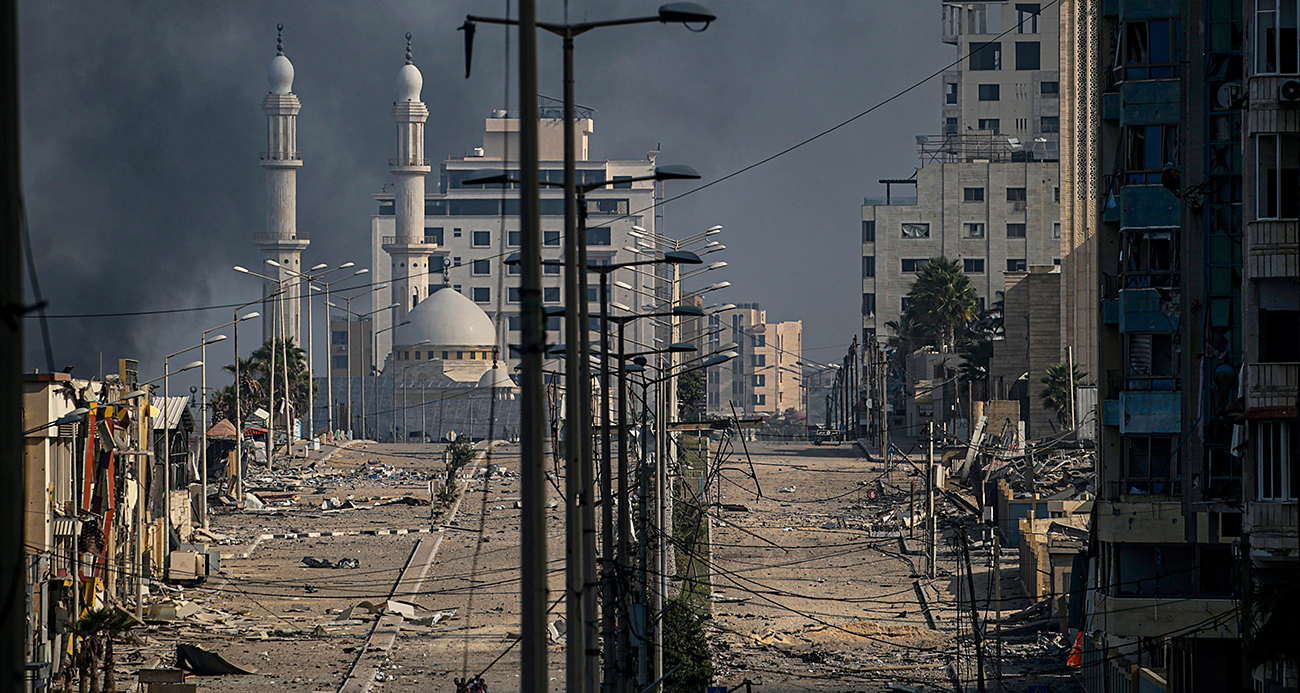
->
1216, 82, 1243, 110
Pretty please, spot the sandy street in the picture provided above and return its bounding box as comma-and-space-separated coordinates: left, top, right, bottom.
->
111, 437, 1082, 693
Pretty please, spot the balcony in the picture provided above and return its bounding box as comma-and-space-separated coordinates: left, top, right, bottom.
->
381, 236, 440, 246
1118, 287, 1180, 333
1118, 391, 1181, 434
1246, 220, 1298, 279
1246, 502, 1298, 558
260, 151, 302, 162
389, 157, 432, 167
1246, 362, 1299, 410
1094, 593, 1237, 640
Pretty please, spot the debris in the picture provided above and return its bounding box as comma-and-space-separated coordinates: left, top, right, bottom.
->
243, 493, 265, 511
721, 503, 749, 512
547, 618, 567, 642
411, 609, 457, 627
377, 496, 431, 507
779, 486, 796, 493
176, 643, 255, 676
301, 556, 360, 569
546, 498, 559, 508
336, 557, 360, 569
286, 604, 311, 612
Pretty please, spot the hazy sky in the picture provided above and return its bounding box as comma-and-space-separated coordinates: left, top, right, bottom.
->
18, 1, 947, 391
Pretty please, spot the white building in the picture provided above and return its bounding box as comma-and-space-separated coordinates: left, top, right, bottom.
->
367, 51, 664, 371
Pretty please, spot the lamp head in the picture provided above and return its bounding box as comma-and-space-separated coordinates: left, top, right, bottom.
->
652, 164, 701, 181
657, 3, 716, 28
668, 342, 696, 353
311, 263, 328, 271
672, 305, 706, 317
633, 355, 648, 366
240, 311, 260, 320
204, 334, 228, 345
353, 268, 369, 276
663, 250, 703, 265
340, 262, 356, 269
265, 259, 281, 268
179, 360, 203, 372
233, 266, 249, 274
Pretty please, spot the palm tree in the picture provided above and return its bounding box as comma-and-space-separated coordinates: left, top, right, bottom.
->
69, 608, 137, 693
211, 338, 314, 424
904, 256, 979, 351
884, 309, 936, 356
1040, 362, 1088, 427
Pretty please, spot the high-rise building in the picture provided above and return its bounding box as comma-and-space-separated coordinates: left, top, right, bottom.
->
701, 303, 802, 418
1240, 0, 1299, 690
1083, 1, 1247, 689
368, 96, 663, 373
864, 2, 1062, 349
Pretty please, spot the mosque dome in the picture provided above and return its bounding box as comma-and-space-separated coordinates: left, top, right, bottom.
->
395, 287, 496, 348
397, 63, 423, 102
268, 54, 294, 95
477, 363, 517, 389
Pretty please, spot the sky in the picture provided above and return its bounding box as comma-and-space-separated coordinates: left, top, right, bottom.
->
18, 0, 947, 393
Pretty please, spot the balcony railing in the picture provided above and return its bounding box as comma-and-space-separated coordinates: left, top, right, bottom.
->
389, 157, 431, 167
1246, 362, 1299, 409
252, 231, 309, 242
382, 236, 441, 246
260, 151, 302, 161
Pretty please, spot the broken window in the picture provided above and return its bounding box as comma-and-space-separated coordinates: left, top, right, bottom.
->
1123, 436, 1178, 495
1121, 228, 1180, 286
1257, 134, 1300, 219
1112, 543, 1232, 598
901, 259, 931, 273
1125, 333, 1178, 392
902, 223, 931, 238
1256, 0, 1299, 74
1126, 125, 1180, 183
1016, 3, 1041, 33
964, 222, 986, 238
1123, 19, 1182, 80
970, 41, 1002, 70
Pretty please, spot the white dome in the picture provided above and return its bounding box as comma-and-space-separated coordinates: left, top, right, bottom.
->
396, 287, 496, 348
477, 363, 517, 389
268, 54, 294, 95
397, 63, 423, 102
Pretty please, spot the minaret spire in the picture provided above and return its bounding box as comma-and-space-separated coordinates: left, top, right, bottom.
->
256, 24, 309, 347
380, 33, 435, 364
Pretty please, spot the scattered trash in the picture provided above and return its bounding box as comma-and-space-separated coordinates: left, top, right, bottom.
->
243, 493, 265, 511
779, 486, 796, 493
377, 496, 431, 507
177, 643, 255, 676
721, 504, 749, 512
301, 556, 360, 569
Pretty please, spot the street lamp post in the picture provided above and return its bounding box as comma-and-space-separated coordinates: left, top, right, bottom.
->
326, 288, 392, 437
200, 313, 257, 529
373, 319, 410, 441
396, 344, 431, 442
148, 356, 205, 565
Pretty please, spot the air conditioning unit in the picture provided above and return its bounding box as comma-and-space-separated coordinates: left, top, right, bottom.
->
1280, 79, 1300, 104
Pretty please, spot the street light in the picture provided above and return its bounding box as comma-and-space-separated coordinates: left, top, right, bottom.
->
373, 318, 410, 441
199, 312, 257, 529
22, 408, 89, 436
395, 340, 431, 441
309, 267, 368, 434
325, 284, 390, 436
148, 355, 204, 564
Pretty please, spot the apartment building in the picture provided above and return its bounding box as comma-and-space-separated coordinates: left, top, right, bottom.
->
1083, 1, 1246, 690
701, 303, 803, 419
1240, 0, 1299, 690
864, 1, 1062, 342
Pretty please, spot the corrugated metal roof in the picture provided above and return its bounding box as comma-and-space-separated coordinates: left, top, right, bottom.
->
151, 396, 195, 431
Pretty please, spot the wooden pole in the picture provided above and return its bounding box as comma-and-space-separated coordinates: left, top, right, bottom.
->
926, 421, 936, 578
961, 525, 987, 693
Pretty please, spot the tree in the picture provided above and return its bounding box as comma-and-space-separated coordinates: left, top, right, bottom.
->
662, 597, 715, 693
677, 368, 706, 421
903, 256, 979, 352
884, 309, 936, 356
958, 338, 994, 386
210, 338, 315, 427
69, 607, 137, 693
1040, 363, 1088, 427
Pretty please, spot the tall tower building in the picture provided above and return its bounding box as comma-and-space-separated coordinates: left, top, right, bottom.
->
257, 25, 309, 346
381, 35, 436, 329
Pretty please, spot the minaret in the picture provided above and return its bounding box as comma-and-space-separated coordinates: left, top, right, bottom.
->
257, 24, 309, 346
381, 33, 435, 335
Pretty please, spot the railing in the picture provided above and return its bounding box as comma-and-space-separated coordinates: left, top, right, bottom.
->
260, 151, 302, 161
1105, 370, 1123, 399
389, 157, 431, 167
863, 196, 918, 206
252, 231, 309, 242
382, 236, 441, 245
1109, 479, 1182, 498
1247, 362, 1299, 409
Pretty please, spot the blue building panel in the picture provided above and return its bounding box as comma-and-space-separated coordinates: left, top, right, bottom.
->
1104, 399, 1121, 427
1120, 185, 1181, 228
1118, 0, 1182, 20
1103, 298, 1120, 325
1103, 92, 1121, 121
1118, 288, 1180, 332
1120, 81, 1182, 126
1119, 391, 1181, 434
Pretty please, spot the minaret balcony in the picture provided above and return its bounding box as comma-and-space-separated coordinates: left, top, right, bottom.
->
253, 232, 310, 251
260, 151, 303, 168
389, 157, 431, 173
382, 236, 439, 254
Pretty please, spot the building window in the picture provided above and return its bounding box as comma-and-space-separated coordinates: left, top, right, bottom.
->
1258, 134, 1300, 219
964, 187, 985, 202
544, 263, 561, 275
508, 315, 521, 331
508, 230, 521, 247
612, 176, 633, 189
1015, 3, 1041, 33
1041, 80, 1059, 95
1124, 19, 1182, 80
964, 258, 985, 273
508, 263, 521, 275
964, 223, 986, 238
1112, 544, 1233, 597
1123, 436, 1178, 494
1126, 124, 1180, 184
1054, 186, 1061, 202
1006, 187, 1027, 202
862, 220, 876, 242
452, 257, 462, 267
1007, 258, 1027, 271
978, 84, 1000, 101
1257, 422, 1297, 501
1041, 116, 1060, 133
862, 256, 875, 277
453, 228, 462, 238
1261, 308, 1300, 362
755, 354, 766, 367
1007, 223, 1027, 238
977, 118, 1000, 134
946, 83, 958, 104
754, 393, 767, 406
1054, 222, 1062, 238
587, 287, 598, 303
754, 374, 765, 387
332, 355, 347, 370
970, 41, 1001, 70
901, 258, 931, 273
332, 330, 347, 345
1015, 41, 1041, 70
862, 293, 876, 316
946, 117, 959, 136
586, 227, 611, 246
754, 334, 766, 347
473, 286, 491, 303
508, 287, 520, 303
472, 259, 490, 275
545, 287, 560, 303
544, 230, 560, 246
472, 230, 491, 246
1257, 0, 1299, 74
902, 223, 931, 238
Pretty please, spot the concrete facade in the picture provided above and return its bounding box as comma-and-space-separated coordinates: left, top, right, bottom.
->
702, 303, 803, 419
989, 265, 1062, 437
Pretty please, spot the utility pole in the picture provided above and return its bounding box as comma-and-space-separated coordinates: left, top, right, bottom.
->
926, 421, 936, 578
960, 526, 987, 693
1066, 345, 1076, 433
993, 533, 1002, 691
2, 1, 26, 686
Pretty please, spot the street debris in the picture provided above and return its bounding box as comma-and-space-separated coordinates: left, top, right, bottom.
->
301, 556, 360, 569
